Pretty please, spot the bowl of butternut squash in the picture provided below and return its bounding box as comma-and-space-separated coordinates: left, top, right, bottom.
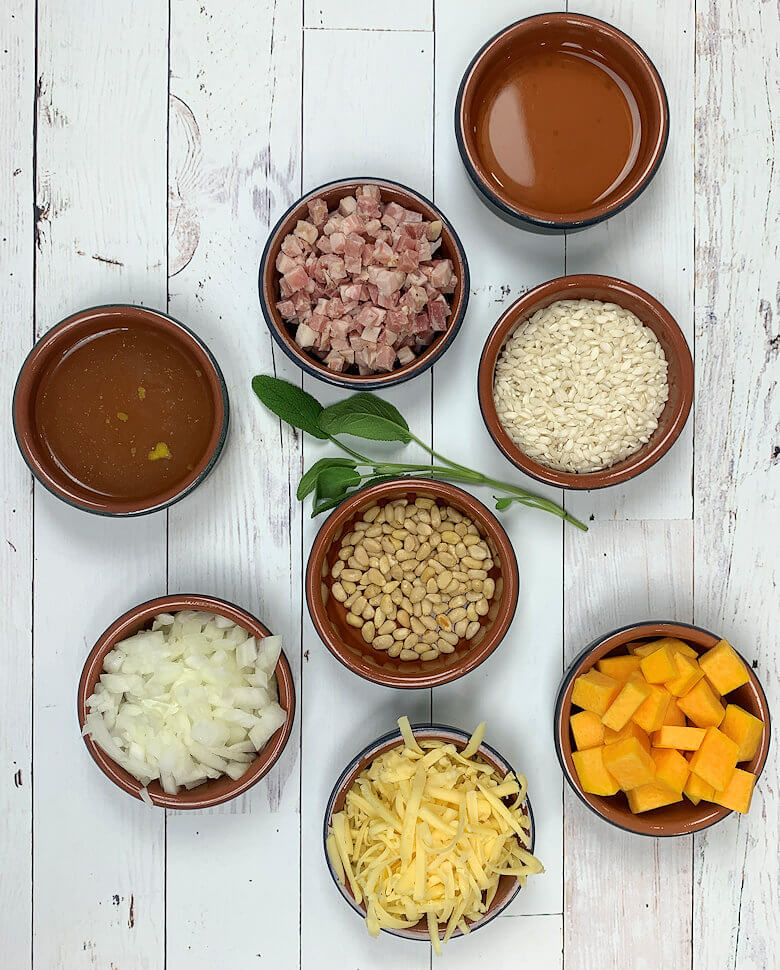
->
554, 621, 770, 836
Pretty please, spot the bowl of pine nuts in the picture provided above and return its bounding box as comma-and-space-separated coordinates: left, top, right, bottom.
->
305, 479, 519, 688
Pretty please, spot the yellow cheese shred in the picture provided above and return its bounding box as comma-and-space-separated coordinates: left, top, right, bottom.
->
327, 717, 544, 953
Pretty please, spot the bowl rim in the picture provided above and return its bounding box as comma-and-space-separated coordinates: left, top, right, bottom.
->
305, 478, 519, 689
553, 620, 772, 837
12, 304, 230, 517
477, 274, 694, 489
77, 593, 296, 809
258, 176, 471, 390
323, 722, 535, 942
454, 11, 670, 230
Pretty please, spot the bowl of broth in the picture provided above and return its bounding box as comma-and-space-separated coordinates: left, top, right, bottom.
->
13, 305, 229, 515
455, 13, 669, 231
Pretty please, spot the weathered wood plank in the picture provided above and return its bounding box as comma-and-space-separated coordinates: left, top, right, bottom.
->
692, 2, 779, 967
0, 1, 34, 965
563, 519, 693, 970
304, 1, 432, 31
33, 2, 168, 966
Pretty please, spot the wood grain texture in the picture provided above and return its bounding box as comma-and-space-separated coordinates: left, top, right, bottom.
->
304, 0, 432, 31
563, 519, 694, 970
0, 1, 33, 965
692, 2, 779, 967
32, 2, 168, 967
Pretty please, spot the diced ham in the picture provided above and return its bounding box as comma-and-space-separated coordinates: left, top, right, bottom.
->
279, 276, 294, 298
295, 323, 317, 348
308, 312, 329, 333
357, 194, 381, 218
293, 220, 318, 244
340, 213, 365, 235
284, 265, 311, 293
429, 297, 448, 331
338, 196, 357, 216
361, 242, 375, 266
374, 343, 396, 371
402, 284, 428, 313
359, 184, 382, 201
373, 240, 395, 266
397, 345, 415, 365
276, 252, 299, 275
329, 231, 345, 254
281, 234, 303, 258
323, 349, 346, 372
404, 221, 427, 239
316, 236, 333, 254
307, 197, 328, 227
366, 282, 379, 303
384, 307, 410, 333
375, 269, 406, 296
276, 299, 295, 319
363, 219, 382, 238
319, 254, 347, 283
398, 249, 419, 273
377, 290, 400, 309
326, 298, 345, 319
323, 215, 344, 235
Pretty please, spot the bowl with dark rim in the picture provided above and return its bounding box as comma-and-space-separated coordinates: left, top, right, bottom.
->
258, 177, 470, 389
478, 275, 693, 490
324, 722, 535, 941
306, 478, 519, 689
554, 621, 771, 836
455, 13, 669, 232
13, 305, 229, 516
77, 594, 296, 809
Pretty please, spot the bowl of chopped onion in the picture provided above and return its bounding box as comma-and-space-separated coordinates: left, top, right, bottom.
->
324, 717, 543, 954
78, 594, 295, 809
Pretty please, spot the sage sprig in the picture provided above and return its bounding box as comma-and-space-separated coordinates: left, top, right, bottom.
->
251, 375, 587, 531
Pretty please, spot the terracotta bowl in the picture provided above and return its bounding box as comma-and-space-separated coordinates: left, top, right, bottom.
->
258, 177, 470, 389
554, 621, 771, 837
455, 13, 669, 231
77, 594, 296, 809
324, 723, 535, 941
478, 275, 693, 489
12, 305, 229, 515
306, 479, 519, 689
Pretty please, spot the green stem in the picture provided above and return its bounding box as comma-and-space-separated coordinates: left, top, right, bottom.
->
328, 434, 369, 462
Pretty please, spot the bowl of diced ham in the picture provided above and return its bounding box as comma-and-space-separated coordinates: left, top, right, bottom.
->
259, 178, 470, 388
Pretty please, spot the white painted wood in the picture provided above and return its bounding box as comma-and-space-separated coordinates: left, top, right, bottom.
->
445, 913, 561, 966
563, 519, 693, 970
565, 0, 695, 523
32, 2, 168, 967
0, 2, 34, 965
692, 3, 779, 967
304, 0, 432, 32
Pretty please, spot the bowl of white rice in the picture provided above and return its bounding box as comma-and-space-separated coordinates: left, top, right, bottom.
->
478, 275, 693, 488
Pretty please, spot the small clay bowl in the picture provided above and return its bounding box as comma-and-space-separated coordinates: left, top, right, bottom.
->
554, 621, 771, 837
258, 177, 470, 390
324, 723, 535, 941
306, 479, 518, 689
455, 13, 669, 232
13, 305, 229, 516
478, 275, 693, 489
77, 594, 296, 809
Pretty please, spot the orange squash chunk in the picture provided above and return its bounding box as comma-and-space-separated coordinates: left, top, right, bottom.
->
631, 637, 697, 659
652, 725, 706, 750
602, 737, 656, 791
666, 653, 704, 697
604, 721, 651, 751
719, 704, 764, 762
688, 727, 739, 790
698, 639, 749, 695
627, 783, 683, 814
601, 674, 651, 731
662, 696, 687, 727
571, 669, 622, 717
683, 772, 715, 805
597, 655, 642, 682
711, 767, 756, 814
570, 710, 606, 751
651, 748, 690, 795
640, 644, 679, 683
572, 746, 620, 796
677, 678, 725, 727
632, 685, 671, 733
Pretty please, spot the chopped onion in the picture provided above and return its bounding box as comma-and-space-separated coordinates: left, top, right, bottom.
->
84, 612, 287, 798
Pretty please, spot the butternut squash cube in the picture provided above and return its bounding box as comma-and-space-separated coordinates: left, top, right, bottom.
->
571, 669, 621, 717
597, 655, 642, 682
683, 771, 715, 806
572, 746, 620, 796
698, 639, 749, 695
632, 685, 671, 733
652, 725, 706, 750
601, 674, 652, 731
602, 737, 656, 791
676, 678, 725, 727
662, 696, 687, 727
604, 721, 651, 752
711, 767, 756, 815
640, 644, 679, 683
570, 710, 606, 751
651, 748, 690, 794
626, 783, 684, 814
720, 704, 764, 762
688, 727, 740, 790
630, 642, 661, 658
666, 653, 704, 697
631, 637, 697, 659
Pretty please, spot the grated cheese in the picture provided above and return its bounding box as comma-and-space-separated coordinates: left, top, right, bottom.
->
327, 717, 544, 954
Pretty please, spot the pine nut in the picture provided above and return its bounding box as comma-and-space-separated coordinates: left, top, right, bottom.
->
466, 621, 481, 639
361, 622, 375, 642
346, 612, 363, 628
373, 634, 393, 650
400, 649, 419, 661
332, 582, 347, 602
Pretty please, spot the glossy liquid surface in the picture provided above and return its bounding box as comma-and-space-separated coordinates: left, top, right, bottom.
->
34, 327, 215, 501
475, 47, 640, 214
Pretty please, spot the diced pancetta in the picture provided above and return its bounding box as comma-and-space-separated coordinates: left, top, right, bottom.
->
293, 220, 318, 244
307, 197, 328, 227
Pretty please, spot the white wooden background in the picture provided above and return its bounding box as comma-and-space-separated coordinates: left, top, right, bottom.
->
1, 1, 777, 967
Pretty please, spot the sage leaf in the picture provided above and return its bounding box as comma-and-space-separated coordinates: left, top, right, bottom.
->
317, 464, 362, 498
494, 497, 513, 511
297, 458, 356, 501
319, 393, 412, 444
251, 375, 328, 439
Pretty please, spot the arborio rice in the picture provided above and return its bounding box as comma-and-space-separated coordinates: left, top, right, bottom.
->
493, 299, 669, 473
